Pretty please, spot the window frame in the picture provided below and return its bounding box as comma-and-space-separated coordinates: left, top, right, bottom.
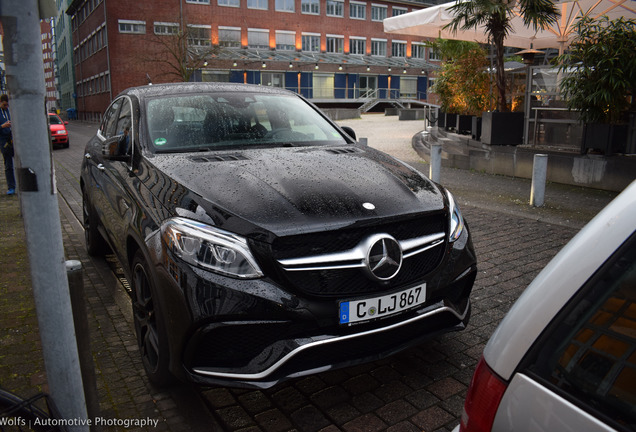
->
118, 19, 146, 34
349, 37, 366, 55
301, 33, 321, 53
218, 26, 242, 48
371, 39, 387, 57
349, 1, 366, 20
371, 4, 387, 21
301, 0, 320, 15
275, 0, 295, 12
326, 0, 344, 17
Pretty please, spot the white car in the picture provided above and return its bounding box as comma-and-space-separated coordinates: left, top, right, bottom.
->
455, 180, 636, 432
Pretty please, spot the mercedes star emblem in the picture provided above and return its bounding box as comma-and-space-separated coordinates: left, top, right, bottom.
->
365, 235, 403, 281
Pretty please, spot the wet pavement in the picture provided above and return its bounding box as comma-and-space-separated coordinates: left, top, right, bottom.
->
0, 115, 620, 431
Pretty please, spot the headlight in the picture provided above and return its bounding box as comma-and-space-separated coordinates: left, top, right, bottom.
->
161, 217, 263, 279
56, 130, 67, 135
447, 190, 465, 242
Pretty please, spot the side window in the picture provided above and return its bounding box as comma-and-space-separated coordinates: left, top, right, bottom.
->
527, 234, 636, 429
115, 98, 132, 136
100, 99, 122, 139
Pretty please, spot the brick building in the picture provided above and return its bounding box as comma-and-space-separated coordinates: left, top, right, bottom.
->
66, 0, 441, 121
41, 19, 59, 112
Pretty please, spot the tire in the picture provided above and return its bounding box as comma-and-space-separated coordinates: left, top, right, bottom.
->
82, 191, 108, 256
131, 250, 173, 387
0, 389, 58, 432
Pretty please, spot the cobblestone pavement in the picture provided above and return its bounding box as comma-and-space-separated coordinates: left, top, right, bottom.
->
0, 115, 619, 431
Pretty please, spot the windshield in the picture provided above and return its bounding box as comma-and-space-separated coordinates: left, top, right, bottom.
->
145, 92, 348, 153
49, 115, 63, 125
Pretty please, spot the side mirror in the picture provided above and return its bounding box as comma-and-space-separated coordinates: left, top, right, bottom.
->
64, 121, 69, 125
341, 126, 357, 141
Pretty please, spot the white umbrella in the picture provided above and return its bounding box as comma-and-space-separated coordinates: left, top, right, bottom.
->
384, 0, 636, 54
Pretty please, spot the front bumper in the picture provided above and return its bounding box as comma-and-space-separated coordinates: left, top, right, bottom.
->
148, 221, 477, 389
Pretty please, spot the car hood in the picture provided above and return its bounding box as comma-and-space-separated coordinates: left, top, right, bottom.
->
148, 145, 445, 237
50, 125, 67, 133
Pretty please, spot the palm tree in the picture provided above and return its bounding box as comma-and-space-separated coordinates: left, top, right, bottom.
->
445, 0, 559, 112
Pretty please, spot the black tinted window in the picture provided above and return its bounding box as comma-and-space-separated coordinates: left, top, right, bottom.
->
527, 234, 636, 430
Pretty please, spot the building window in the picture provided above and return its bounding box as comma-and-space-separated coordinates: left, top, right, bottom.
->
118, 20, 146, 34
219, 27, 241, 47
429, 48, 441, 61
187, 25, 211, 46
302, 34, 320, 52
275, 0, 295, 12
371, 4, 387, 21
400, 77, 417, 98
202, 71, 230, 82
326, 35, 344, 53
349, 1, 366, 20
262, 72, 285, 87
301, 0, 319, 14
276, 31, 296, 51
392, 7, 407, 16
411, 43, 426, 59
247, 0, 267, 9
349, 37, 366, 55
371, 39, 386, 57
248, 28, 269, 49
392, 41, 406, 57
186, 0, 210, 3
154, 22, 179, 35
326, 0, 344, 17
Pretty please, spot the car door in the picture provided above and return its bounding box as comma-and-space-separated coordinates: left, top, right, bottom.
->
83, 97, 123, 234
493, 232, 636, 432
97, 96, 139, 258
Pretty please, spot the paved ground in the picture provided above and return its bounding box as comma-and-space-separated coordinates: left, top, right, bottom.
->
0, 114, 621, 431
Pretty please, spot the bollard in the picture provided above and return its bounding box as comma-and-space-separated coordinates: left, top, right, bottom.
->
530, 154, 548, 207
66, 260, 100, 429
359, 137, 368, 146
429, 143, 442, 183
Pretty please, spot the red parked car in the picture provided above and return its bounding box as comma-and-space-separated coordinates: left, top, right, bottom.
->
48, 113, 69, 149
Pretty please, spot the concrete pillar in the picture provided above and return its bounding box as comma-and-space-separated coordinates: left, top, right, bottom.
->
530, 154, 548, 207
430, 144, 442, 183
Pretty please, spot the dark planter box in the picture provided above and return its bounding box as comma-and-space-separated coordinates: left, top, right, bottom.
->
445, 113, 457, 131
481, 111, 524, 145
399, 109, 425, 120
456, 115, 473, 135
437, 110, 446, 128
581, 123, 628, 155
472, 116, 482, 141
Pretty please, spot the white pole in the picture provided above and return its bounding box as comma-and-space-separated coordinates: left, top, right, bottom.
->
429, 143, 441, 183
530, 154, 548, 207
1, 2, 89, 429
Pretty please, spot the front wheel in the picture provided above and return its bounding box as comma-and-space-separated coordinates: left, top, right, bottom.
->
131, 250, 173, 387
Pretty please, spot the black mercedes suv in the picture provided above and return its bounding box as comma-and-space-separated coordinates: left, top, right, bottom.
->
80, 82, 477, 389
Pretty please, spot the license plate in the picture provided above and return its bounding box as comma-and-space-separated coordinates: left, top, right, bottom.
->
339, 284, 426, 325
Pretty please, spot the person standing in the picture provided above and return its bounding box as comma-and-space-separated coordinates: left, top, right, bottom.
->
0, 94, 16, 195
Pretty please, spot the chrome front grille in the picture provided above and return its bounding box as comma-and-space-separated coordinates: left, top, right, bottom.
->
253, 213, 448, 298
278, 232, 444, 272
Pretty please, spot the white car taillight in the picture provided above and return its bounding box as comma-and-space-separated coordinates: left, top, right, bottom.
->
459, 356, 507, 432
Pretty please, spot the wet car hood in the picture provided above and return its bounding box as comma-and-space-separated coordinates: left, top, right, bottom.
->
50, 124, 67, 133
148, 145, 445, 237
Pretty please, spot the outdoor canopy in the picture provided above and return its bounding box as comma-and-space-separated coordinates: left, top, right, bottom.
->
383, 0, 636, 54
